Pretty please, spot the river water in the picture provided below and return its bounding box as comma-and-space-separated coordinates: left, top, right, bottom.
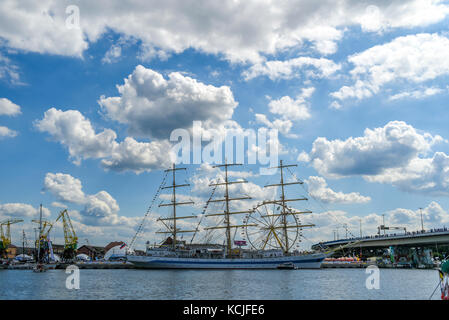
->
0, 268, 441, 300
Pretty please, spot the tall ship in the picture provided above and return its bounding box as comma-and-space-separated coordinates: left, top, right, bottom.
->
127, 161, 328, 269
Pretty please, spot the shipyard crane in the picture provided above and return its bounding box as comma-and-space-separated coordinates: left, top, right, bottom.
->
52, 209, 78, 261
0, 219, 23, 258
31, 209, 78, 262
31, 217, 54, 263
31, 218, 53, 242
31, 219, 53, 263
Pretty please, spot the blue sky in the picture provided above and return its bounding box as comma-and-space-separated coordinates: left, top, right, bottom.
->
1, 1, 449, 249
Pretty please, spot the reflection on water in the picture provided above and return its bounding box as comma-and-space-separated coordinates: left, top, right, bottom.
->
0, 268, 440, 300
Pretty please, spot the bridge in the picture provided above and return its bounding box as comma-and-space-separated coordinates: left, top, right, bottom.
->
312, 228, 449, 251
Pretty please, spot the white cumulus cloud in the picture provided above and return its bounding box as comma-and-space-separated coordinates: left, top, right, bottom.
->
35, 108, 117, 164
99, 65, 238, 140
306, 176, 371, 204
35, 108, 172, 172
306, 120, 443, 178
331, 33, 449, 104
0, 126, 18, 139
243, 57, 341, 81
0, 203, 50, 219
0, 98, 21, 116
268, 87, 314, 121
43, 172, 136, 227
1, 1, 448, 64
303, 121, 449, 196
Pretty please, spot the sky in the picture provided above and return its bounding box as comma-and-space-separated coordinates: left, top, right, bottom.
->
1, 0, 449, 250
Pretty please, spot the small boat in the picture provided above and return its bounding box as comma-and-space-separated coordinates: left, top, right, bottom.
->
8, 263, 34, 270
276, 262, 296, 270
33, 263, 47, 272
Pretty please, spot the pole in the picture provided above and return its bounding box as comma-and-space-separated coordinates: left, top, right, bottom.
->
22, 230, 24, 258
172, 163, 177, 251
419, 208, 424, 232
224, 161, 232, 256
359, 220, 362, 238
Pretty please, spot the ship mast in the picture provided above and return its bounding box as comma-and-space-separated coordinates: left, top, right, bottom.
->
157, 163, 197, 251
22, 230, 25, 259
203, 161, 255, 257
263, 160, 315, 254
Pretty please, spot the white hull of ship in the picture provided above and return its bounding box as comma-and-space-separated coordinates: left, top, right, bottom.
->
127, 253, 326, 269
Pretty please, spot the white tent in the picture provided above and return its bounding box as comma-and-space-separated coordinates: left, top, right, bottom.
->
76, 253, 91, 261
104, 245, 128, 261
14, 254, 33, 261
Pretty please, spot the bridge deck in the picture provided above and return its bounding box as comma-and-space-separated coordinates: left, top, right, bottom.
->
313, 229, 449, 249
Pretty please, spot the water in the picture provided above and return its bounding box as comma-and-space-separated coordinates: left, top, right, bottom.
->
0, 268, 441, 300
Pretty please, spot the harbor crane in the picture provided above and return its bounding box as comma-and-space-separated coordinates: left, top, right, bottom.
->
31, 217, 54, 263
31, 219, 53, 243
48, 209, 78, 261
0, 219, 23, 258
32, 209, 78, 262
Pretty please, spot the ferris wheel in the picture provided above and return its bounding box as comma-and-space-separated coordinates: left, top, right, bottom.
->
245, 202, 302, 252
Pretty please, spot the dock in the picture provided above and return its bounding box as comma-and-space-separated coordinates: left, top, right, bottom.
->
3, 261, 135, 270
56, 262, 135, 269
321, 262, 367, 268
